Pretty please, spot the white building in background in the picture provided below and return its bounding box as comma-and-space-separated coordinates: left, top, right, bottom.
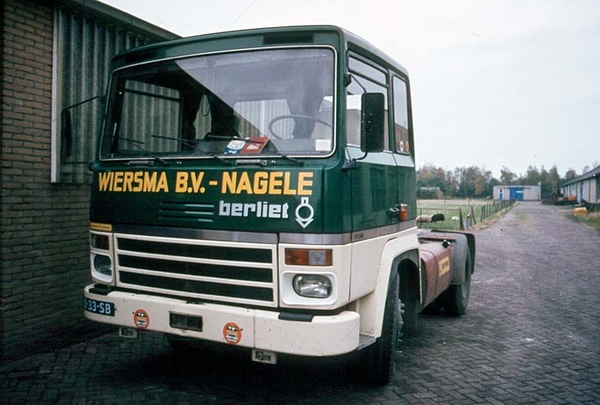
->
493, 185, 541, 201
560, 166, 600, 204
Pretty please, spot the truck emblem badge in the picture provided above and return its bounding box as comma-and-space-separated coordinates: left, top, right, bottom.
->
295, 197, 314, 228
223, 322, 242, 345
133, 309, 149, 329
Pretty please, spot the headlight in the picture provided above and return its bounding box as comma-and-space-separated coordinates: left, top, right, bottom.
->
92, 254, 113, 283
293, 274, 332, 298
94, 254, 112, 275
90, 231, 114, 284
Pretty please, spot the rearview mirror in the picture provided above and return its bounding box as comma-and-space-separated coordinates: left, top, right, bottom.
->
360, 93, 385, 153
61, 108, 73, 160
59, 95, 104, 162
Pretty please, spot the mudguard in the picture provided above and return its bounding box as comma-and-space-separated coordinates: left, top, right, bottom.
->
356, 231, 419, 340
449, 234, 469, 284
418, 231, 474, 285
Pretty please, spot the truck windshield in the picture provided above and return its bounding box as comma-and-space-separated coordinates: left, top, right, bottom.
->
100, 48, 335, 160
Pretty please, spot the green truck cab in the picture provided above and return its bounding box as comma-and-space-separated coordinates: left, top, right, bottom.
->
82, 25, 475, 385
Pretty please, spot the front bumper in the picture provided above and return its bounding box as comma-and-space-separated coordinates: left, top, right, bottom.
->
84, 284, 360, 357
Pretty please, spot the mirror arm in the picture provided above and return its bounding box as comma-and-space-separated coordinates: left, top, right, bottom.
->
62, 95, 104, 112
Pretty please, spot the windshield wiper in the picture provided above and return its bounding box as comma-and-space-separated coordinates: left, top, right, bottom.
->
118, 137, 170, 166
268, 152, 304, 166
152, 135, 235, 166
152, 135, 304, 166
152, 135, 197, 148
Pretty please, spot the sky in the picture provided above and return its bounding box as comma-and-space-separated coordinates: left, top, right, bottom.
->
100, 0, 600, 178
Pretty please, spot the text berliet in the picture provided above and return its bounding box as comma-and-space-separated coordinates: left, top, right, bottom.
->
218, 200, 289, 219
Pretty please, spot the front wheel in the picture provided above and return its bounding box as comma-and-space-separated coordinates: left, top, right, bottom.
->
361, 272, 402, 385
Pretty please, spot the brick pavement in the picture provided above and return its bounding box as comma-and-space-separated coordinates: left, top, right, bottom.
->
1, 202, 599, 404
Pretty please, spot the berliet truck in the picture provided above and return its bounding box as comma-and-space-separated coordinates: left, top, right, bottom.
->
80, 25, 475, 385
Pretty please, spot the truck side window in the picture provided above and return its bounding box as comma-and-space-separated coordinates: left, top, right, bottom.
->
347, 57, 389, 149
392, 77, 410, 154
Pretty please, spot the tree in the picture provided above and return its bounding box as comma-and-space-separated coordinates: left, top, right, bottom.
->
541, 165, 561, 199
417, 164, 455, 198
500, 166, 515, 185
520, 165, 541, 186
417, 162, 574, 200
453, 166, 490, 198
565, 168, 577, 180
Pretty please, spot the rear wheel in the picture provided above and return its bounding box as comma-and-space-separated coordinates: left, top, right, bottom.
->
362, 272, 401, 385
442, 249, 472, 316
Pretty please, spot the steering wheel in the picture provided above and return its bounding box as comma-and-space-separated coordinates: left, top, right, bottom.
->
268, 114, 332, 139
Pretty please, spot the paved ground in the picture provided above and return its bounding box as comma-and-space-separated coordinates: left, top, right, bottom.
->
2, 202, 600, 404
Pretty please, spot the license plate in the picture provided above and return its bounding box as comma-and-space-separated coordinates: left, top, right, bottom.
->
84, 297, 115, 316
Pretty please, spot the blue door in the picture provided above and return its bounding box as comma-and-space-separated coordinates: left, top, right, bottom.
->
510, 187, 524, 201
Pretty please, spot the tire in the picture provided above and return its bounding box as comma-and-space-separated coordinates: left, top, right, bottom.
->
401, 300, 418, 336
362, 272, 401, 385
442, 248, 472, 316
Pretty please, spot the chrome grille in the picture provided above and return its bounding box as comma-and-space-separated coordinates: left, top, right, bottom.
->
115, 233, 277, 307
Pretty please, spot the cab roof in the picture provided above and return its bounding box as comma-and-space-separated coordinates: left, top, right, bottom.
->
111, 25, 408, 76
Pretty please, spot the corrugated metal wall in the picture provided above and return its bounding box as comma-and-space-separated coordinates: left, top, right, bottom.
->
53, 4, 156, 183
120, 81, 181, 153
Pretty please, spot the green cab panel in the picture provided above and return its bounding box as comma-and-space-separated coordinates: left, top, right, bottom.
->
90, 165, 325, 233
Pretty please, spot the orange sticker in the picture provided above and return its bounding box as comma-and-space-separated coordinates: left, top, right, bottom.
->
223, 322, 242, 345
134, 309, 149, 329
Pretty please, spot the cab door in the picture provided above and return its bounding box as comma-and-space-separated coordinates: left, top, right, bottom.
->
346, 56, 399, 232
391, 75, 417, 220
346, 56, 399, 301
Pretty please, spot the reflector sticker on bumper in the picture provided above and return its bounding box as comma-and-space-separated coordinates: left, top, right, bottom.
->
223, 322, 242, 345
134, 309, 149, 329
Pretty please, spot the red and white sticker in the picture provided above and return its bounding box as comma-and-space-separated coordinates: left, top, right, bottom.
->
133, 309, 149, 329
223, 322, 242, 345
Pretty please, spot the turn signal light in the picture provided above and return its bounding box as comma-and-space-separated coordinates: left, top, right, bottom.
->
285, 248, 332, 266
91, 233, 110, 250
400, 204, 409, 221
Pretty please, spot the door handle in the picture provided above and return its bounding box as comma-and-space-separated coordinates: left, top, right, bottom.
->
388, 206, 400, 221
